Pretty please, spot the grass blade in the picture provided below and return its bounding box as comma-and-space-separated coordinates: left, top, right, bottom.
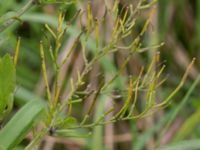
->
164, 74, 200, 130
156, 139, 200, 150
0, 100, 45, 150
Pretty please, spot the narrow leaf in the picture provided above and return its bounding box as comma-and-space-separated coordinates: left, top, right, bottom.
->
0, 100, 45, 150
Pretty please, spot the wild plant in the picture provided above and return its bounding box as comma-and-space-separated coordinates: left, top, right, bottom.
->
0, 0, 194, 149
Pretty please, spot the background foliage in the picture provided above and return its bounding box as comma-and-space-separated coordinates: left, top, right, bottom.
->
0, 0, 200, 150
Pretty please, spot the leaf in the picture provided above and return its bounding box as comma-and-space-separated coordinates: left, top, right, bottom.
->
163, 74, 200, 131
62, 117, 78, 128
92, 95, 107, 150
173, 110, 200, 141
0, 100, 45, 150
55, 128, 91, 138
0, 54, 15, 120
15, 86, 45, 106
0, 12, 17, 25
156, 139, 200, 150
0, 54, 15, 100
133, 113, 171, 150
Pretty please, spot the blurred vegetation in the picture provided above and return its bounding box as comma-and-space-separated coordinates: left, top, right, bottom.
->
0, 0, 200, 150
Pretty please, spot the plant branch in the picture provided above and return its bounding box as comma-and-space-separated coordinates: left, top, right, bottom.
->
0, 0, 36, 32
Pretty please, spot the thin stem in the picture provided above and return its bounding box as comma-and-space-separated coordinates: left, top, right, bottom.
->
0, 0, 36, 32
40, 41, 52, 106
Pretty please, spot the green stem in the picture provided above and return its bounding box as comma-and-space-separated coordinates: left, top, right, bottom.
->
0, 0, 36, 32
